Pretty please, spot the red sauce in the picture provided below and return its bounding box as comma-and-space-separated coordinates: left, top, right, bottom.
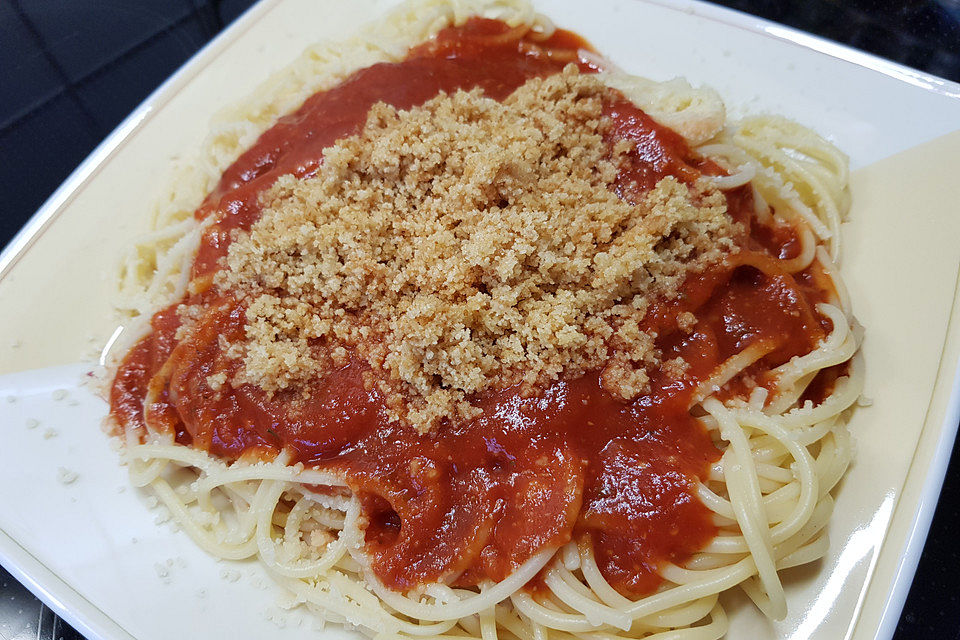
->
191, 20, 596, 277
110, 19, 836, 597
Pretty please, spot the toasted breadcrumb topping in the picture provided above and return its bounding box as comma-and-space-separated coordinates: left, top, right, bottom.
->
678, 311, 698, 333
215, 67, 736, 432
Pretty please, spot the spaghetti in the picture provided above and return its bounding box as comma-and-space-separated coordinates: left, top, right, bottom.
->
105, 2, 862, 638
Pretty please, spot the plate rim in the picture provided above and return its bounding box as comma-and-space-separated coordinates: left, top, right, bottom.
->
0, 509, 129, 640
1, 0, 958, 638
661, 0, 960, 100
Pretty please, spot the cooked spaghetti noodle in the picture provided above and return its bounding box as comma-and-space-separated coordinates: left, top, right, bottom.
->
105, 2, 862, 639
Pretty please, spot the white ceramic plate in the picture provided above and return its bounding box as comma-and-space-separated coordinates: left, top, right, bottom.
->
2, 1, 960, 639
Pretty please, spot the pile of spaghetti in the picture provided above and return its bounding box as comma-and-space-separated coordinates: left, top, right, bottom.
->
106, 1, 862, 638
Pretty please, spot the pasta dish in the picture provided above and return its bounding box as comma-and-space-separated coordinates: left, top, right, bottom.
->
105, 1, 862, 638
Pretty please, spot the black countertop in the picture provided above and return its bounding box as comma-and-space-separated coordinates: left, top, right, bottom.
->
2, 1, 959, 638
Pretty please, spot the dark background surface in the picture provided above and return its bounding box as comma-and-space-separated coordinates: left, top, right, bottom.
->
1, 1, 959, 638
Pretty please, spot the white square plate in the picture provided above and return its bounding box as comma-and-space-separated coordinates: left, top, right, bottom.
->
1, 1, 959, 639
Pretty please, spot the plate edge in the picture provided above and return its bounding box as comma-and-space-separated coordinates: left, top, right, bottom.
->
0, 0, 281, 286
660, 0, 960, 99
0, 529, 133, 640
870, 267, 960, 639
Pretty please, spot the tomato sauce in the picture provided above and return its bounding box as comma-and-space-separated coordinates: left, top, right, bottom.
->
110, 19, 834, 597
